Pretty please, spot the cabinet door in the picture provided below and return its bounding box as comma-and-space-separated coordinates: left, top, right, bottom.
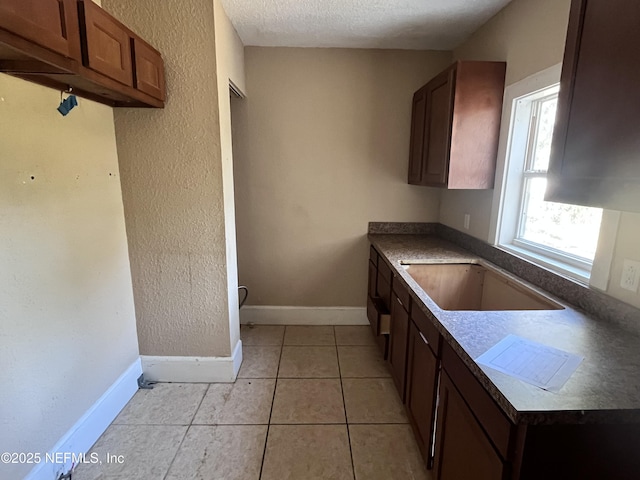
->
376, 269, 391, 311
368, 260, 377, 299
406, 321, 439, 468
408, 87, 428, 184
79, 0, 133, 86
389, 292, 410, 401
547, 0, 640, 212
422, 68, 455, 186
133, 36, 165, 100
0, 0, 81, 59
434, 372, 505, 480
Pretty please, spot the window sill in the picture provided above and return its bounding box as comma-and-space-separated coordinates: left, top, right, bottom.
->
497, 243, 591, 285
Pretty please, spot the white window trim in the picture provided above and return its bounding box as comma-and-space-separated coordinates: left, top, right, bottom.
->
489, 64, 618, 286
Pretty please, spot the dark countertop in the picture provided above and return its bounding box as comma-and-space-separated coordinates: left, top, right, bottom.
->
369, 233, 640, 425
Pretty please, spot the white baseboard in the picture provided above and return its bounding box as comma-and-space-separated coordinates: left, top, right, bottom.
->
240, 306, 368, 325
141, 340, 243, 383
25, 358, 142, 480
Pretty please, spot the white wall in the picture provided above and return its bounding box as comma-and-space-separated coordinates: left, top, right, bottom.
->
214, 0, 246, 354
0, 74, 139, 479
233, 47, 450, 307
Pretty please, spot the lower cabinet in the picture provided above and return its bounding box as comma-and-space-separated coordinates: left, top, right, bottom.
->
389, 288, 410, 401
406, 321, 439, 468
434, 371, 506, 480
368, 243, 640, 479
366, 245, 390, 359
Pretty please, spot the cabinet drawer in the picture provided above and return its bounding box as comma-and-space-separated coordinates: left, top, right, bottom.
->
79, 0, 133, 86
392, 276, 411, 313
441, 342, 512, 459
411, 305, 441, 356
367, 295, 391, 336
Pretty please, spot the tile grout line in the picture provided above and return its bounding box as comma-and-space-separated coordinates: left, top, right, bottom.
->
160, 384, 210, 480
335, 326, 357, 480
112, 421, 411, 427
257, 332, 285, 480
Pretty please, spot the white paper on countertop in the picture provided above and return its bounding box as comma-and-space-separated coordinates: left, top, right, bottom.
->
475, 334, 584, 393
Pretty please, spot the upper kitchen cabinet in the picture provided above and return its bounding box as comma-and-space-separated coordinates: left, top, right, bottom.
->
132, 37, 165, 101
79, 0, 133, 86
0, 0, 81, 61
546, 0, 640, 212
0, 0, 166, 108
408, 61, 506, 189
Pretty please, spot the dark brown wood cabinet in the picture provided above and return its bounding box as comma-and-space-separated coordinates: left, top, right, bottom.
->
0, 0, 165, 107
0, 0, 81, 60
408, 86, 428, 184
434, 371, 506, 480
79, 0, 133, 86
366, 246, 389, 359
406, 319, 439, 468
133, 37, 165, 101
368, 245, 640, 479
388, 284, 410, 401
408, 61, 506, 189
376, 260, 392, 311
547, 0, 640, 212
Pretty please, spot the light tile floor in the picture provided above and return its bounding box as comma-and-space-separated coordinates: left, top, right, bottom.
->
74, 325, 430, 480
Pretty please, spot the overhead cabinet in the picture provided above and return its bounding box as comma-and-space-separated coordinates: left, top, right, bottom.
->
546, 0, 640, 212
0, 0, 81, 61
408, 61, 506, 189
0, 0, 165, 107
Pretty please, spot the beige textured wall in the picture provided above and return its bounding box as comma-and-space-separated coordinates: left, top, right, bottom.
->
439, 0, 572, 240
233, 47, 450, 306
0, 74, 139, 479
103, 0, 233, 356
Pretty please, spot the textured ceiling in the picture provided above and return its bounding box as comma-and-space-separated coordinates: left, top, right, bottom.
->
220, 0, 513, 50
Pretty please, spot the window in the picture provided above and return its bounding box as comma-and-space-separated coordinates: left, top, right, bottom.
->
492, 66, 603, 283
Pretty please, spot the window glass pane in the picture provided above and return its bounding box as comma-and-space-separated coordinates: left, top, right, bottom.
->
519, 177, 602, 260
531, 96, 558, 172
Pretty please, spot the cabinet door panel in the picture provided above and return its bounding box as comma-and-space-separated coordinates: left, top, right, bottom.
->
435, 372, 505, 480
80, 0, 133, 86
133, 37, 165, 100
389, 292, 410, 401
406, 321, 439, 467
0, 0, 80, 59
376, 272, 391, 311
408, 87, 427, 184
547, 0, 640, 211
422, 70, 454, 186
368, 260, 377, 300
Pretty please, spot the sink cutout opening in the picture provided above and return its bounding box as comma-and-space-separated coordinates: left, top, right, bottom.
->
405, 264, 563, 311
